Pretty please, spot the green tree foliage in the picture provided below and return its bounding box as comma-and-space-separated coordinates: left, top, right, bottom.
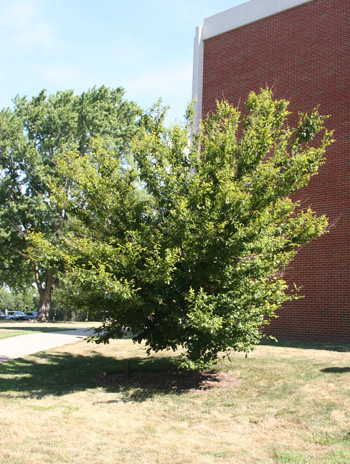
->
31, 89, 332, 367
0, 286, 39, 313
0, 86, 140, 321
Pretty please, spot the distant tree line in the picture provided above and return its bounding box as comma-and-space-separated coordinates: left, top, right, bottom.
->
0, 286, 91, 321
0, 286, 38, 313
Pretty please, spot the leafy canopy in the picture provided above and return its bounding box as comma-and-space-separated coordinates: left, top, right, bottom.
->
32, 89, 333, 368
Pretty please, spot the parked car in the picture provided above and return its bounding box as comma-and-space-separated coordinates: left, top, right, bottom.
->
0, 311, 6, 319
26, 311, 38, 320
6, 311, 29, 321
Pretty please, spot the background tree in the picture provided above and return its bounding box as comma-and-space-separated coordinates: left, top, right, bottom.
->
0, 86, 140, 321
32, 89, 332, 367
0, 286, 39, 314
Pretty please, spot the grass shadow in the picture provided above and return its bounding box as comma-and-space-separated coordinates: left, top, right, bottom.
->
0, 326, 78, 333
320, 367, 350, 374
94, 368, 237, 402
0, 351, 223, 401
260, 339, 350, 352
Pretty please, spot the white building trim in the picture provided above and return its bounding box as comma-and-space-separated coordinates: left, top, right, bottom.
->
192, 0, 313, 125
192, 25, 204, 131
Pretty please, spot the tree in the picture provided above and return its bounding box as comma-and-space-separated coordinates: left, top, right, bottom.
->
0, 86, 140, 321
32, 89, 332, 367
0, 286, 39, 313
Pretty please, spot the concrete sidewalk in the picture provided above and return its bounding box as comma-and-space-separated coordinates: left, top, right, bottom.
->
0, 328, 96, 363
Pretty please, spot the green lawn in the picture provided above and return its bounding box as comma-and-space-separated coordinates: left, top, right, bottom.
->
0, 336, 349, 464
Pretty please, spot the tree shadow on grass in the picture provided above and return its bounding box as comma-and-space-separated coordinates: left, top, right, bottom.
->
0, 326, 78, 333
0, 351, 236, 402
94, 369, 240, 402
260, 339, 350, 353
320, 367, 350, 374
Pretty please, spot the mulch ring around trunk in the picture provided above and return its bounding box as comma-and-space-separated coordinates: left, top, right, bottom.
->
95, 370, 241, 393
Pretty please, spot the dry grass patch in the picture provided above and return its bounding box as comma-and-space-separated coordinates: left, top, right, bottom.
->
0, 338, 349, 463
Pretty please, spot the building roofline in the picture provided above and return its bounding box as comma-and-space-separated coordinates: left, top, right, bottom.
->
203, 0, 313, 40
192, 0, 313, 126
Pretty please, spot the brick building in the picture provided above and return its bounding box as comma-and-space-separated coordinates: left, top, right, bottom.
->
192, 0, 349, 342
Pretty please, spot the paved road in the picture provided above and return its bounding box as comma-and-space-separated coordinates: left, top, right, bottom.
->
0, 328, 96, 363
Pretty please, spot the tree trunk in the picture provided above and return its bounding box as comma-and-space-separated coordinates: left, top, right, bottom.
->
34, 266, 58, 322
37, 287, 52, 322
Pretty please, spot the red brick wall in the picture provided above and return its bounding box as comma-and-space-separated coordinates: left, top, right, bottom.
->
202, 0, 350, 342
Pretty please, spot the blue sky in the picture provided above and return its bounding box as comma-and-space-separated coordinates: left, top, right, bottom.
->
0, 0, 245, 122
